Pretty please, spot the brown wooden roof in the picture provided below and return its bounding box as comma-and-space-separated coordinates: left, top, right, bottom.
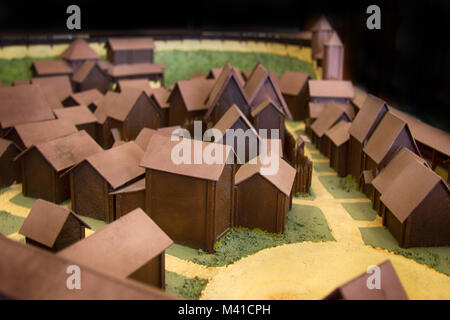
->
208, 67, 245, 86
309, 80, 354, 99
93, 91, 120, 124
140, 134, 233, 182
134, 128, 160, 150
0, 85, 55, 129
325, 120, 351, 147
33, 60, 73, 76
66, 89, 104, 106
107, 37, 155, 51
118, 78, 151, 95
58, 208, 172, 278
352, 87, 368, 110
107, 63, 164, 77
60, 38, 100, 61
174, 78, 215, 111
251, 99, 285, 118
109, 178, 145, 195
279, 71, 310, 96
106, 87, 149, 122
54, 105, 97, 126
72, 60, 105, 83
348, 94, 388, 143
157, 125, 182, 135
311, 102, 351, 138
0, 138, 19, 157
308, 102, 326, 119
149, 87, 171, 109
312, 16, 333, 31
214, 104, 259, 140
324, 32, 343, 47
0, 235, 174, 300
19, 199, 91, 247
31, 75, 73, 101
235, 157, 296, 196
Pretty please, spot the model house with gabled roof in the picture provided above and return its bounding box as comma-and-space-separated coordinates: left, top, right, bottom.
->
17, 131, 102, 203
168, 78, 215, 130
323, 32, 344, 80
325, 120, 352, 177
118, 78, 152, 95
54, 105, 97, 139
110, 178, 145, 220
324, 260, 408, 300
140, 134, 235, 253
279, 71, 310, 121
348, 94, 388, 182
107, 63, 165, 85
59, 208, 172, 289
31, 75, 73, 102
60, 38, 100, 73
62, 88, 104, 111
92, 90, 120, 148
0, 85, 55, 135
207, 67, 246, 86
69, 141, 145, 222
310, 102, 352, 155
311, 16, 334, 61
309, 80, 354, 104
72, 60, 110, 94
0, 138, 20, 189
203, 62, 250, 125
379, 157, 450, 248
19, 199, 91, 252
106, 37, 155, 65
32, 60, 73, 77
234, 157, 296, 234
149, 87, 171, 127
4, 119, 78, 151
362, 112, 421, 197
251, 99, 287, 143
212, 104, 261, 164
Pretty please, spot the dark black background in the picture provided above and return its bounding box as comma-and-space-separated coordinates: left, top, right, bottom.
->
0, 0, 449, 131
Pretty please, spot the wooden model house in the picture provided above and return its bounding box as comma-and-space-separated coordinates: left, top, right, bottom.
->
362, 112, 421, 197
69, 141, 145, 222
379, 157, 450, 248
348, 94, 388, 182
310, 102, 352, 155
0, 138, 20, 189
251, 99, 287, 143
311, 16, 334, 61
168, 78, 215, 130
106, 37, 155, 65
92, 90, 120, 148
60, 38, 100, 73
108, 63, 165, 85
149, 87, 171, 127
109, 179, 145, 220
19, 199, 91, 252
207, 67, 246, 86
118, 78, 151, 95
59, 208, 172, 289
32, 60, 73, 77
234, 157, 296, 234
31, 75, 73, 102
54, 106, 97, 139
323, 32, 344, 80
203, 63, 250, 125
17, 131, 102, 203
72, 61, 110, 93
324, 261, 408, 300
140, 134, 235, 253
325, 120, 352, 177
62, 88, 104, 111
309, 80, 354, 105
279, 71, 310, 121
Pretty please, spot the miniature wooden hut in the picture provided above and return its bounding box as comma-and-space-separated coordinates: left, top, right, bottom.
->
323, 32, 344, 80
149, 87, 171, 127
31, 75, 73, 102
311, 16, 334, 61
0, 138, 20, 188
251, 99, 286, 143
54, 106, 97, 139
380, 158, 450, 248
32, 60, 73, 77
106, 37, 155, 65
60, 38, 100, 73
19, 199, 91, 252
72, 60, 110, 93
309, 80, 354, 105
348, 95, 388, 182
279, 71, 310, 121
109, 179, 145, 220
325, 120, 352, 177
59, 208, 173, 289
203, 63, 250, 125
362, 112, 421, 197
310, 102, 352, 155
108, 63, 165, 85
62, 88, 104, 111
324, 260, 408, 300
92, 90, 120, 148
234, 157, 296, 234
17, 131, 102, 203
207, 67, 246, 86
69, 141, 145, 222
140, 134, 235, 253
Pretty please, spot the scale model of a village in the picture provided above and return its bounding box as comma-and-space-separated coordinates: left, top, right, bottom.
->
0, 16, 449, 300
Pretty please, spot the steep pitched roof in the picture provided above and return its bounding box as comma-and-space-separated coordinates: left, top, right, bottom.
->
312, 16, 333, 31
173, 78, 215, 111
58, 208, 172, 278
93, 91, 120, 124
64, 89, 104, 106
0, 85, 55, 129
324, 32, 343, 47
208, 67, 245, 86
279, 71, 310, 96
31, 75, 73, 101
348, 94, 388, 143
140, 134, 233, 182
19, 199, 91, 247
72, 60, 106, 83
106, 87, 148, 122
134, 128, 160, 150
107, 63, 164, 78
309, 80, 354, 99
234, 157, 296, 196
33, 60, 73, 76
60, 38, 100, 60
54, 105, 97, 125
0, 138, 19, 157
311, 102, 351, 138
325, 120, 351, 147
149, 87, 170, 109
214, 104, 259, 139
352, 87, 368, 110
308, 102, 326, 119
251, 99, 285, 118
107, 37, 155, 51
118, 78, 151, 95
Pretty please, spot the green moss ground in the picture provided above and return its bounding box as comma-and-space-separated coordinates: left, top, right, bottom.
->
0, 211, 25, 236
313, 161, 333, 173
360, 227, 450, 276
166, 204, 334, 267
0, 57, 58, 86
310, 153, 327, 160
341, 202, 378, 221
295, 188, 316, 201
165, 271, 208, 299
318, 175, 366, 199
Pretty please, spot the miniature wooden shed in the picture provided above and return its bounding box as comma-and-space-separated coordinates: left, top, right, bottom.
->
311, 16, 334, 61
251, 99, 286, 143
140, 134, 235, 253
380, 158, 450, 248
17, 131, 102, 203
234, 157, 296, 234
309, 80, 354, 105
325, 120, 352, 177
348, 94, 388, 182
324, 260, 408, 300
72, 60, 110, 93
32, 60, 73, 77
108, 63, 165, 85
149, 87, 171, 127
54, 105, 97, 139
31, 75, 73, 102
106, 37, 155, 65
60, 38, 100, 73
62, 88, 104, 111
69, 141, 145, 222
59, 208, 172, 289
110, 178, 145, 220
203, 62, 250, 125
19, 199, 91, 252
0, 138, 20, 189
323, 32, 344, 80
279, 71, 310, 121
